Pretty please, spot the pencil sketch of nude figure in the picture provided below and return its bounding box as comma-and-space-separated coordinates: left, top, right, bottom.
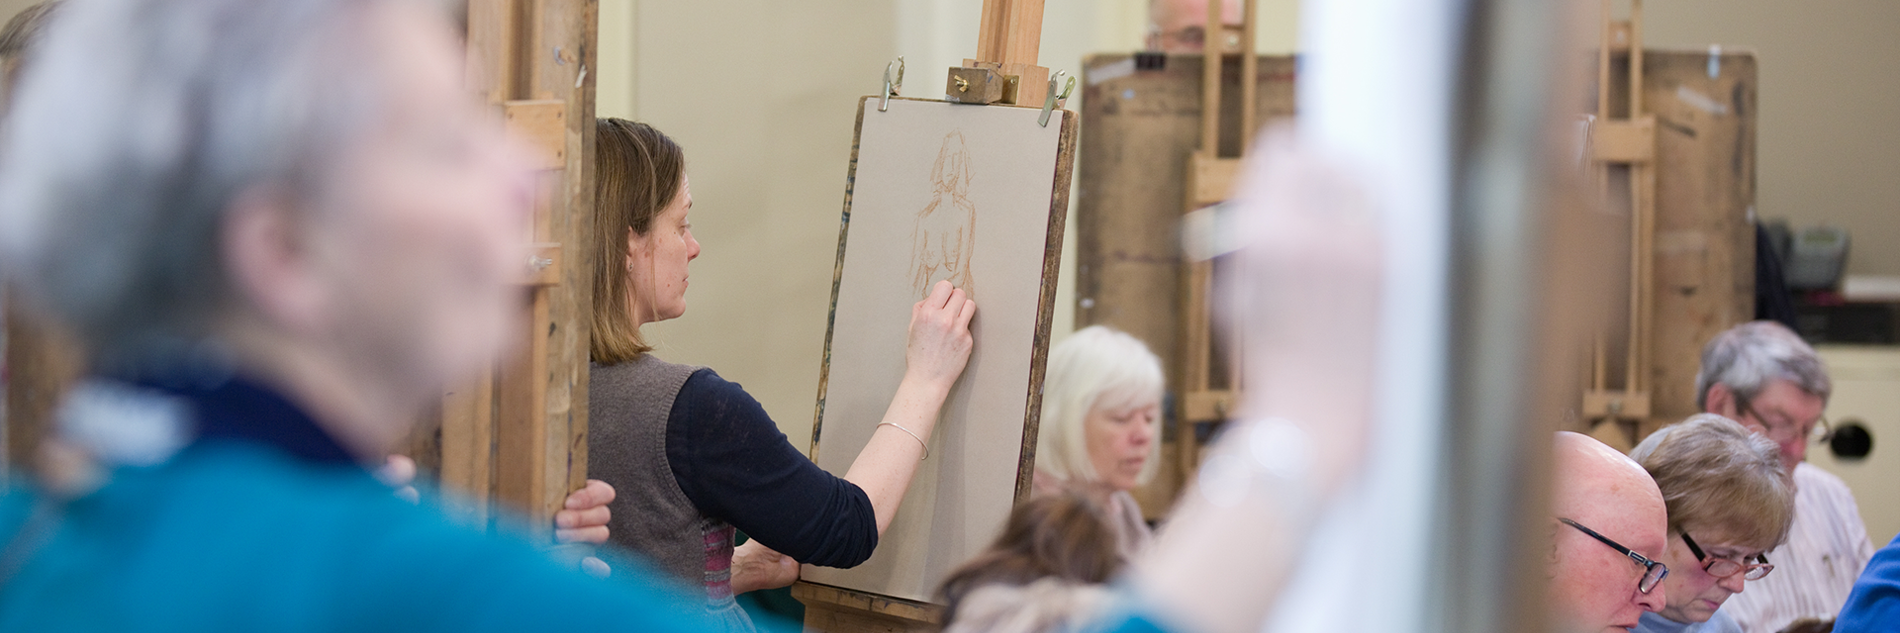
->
910, 130, 977, 299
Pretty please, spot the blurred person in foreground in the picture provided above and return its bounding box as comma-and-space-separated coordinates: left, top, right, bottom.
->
1031, 325, 1163, 558
0, 0, 700, 629
1834, 534, 1900, 631
1628, 415, 1796, 633
1696, 322, 1871, 633
1549, 431, 1671, 633
0, 0, 616, 563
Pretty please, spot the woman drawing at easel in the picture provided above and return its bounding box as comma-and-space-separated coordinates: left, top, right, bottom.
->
585, 118, 977, 631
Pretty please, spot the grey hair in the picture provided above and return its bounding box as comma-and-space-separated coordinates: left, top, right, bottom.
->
0, 0, 450, 363
1035, 325, 1165, 485
1694, 321, 1831, 410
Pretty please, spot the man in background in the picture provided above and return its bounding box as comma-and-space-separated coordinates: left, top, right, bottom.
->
1549, 431, 1671, 633
1697, 321, 1873, 633
1147, 0, 1243, 54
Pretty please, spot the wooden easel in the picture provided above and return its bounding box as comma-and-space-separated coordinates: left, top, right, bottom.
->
790, 0, 1075, 629
1583, 0, 1659, 440
405, 0, 598, 536
1581, 0, 1759, 446
1175, 0, 1260, 480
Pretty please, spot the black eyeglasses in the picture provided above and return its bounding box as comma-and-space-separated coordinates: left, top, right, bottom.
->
1559, 518, 1669, 593
1680, 530, 1774, 581
1736, 398, 1832, 444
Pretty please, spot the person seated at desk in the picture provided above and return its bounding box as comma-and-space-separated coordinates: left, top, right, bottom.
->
1549, 431, 1672, 633
1696, 321, 1873, 633
585, 118, 976, 630
1628, 414, 1796, 633
1031, 325, 1163, 558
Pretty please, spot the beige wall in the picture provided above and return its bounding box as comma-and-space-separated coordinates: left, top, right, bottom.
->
1644, 0, 1900, 277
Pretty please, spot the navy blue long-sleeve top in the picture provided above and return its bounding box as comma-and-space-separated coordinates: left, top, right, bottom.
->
664, 369, 877, 568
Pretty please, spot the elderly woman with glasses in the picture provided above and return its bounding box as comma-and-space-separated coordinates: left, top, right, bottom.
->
1627, 414, 1798, 633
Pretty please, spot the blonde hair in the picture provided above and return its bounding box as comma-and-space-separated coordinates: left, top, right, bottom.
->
1630, 413, 1796, 551
1034, 326, 1165, 485
590, 118, 685, 364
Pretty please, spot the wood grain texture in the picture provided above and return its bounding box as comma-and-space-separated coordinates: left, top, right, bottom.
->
444, 0, 596, 536
1595, 50, 1757, 438
1017, 108, 1077, 502
1074, 53, 1296, 516
792, 582, 944, 632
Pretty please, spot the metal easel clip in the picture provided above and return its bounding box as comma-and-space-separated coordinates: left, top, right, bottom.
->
1039, 70, 1075, 127
880, 56, 905, 112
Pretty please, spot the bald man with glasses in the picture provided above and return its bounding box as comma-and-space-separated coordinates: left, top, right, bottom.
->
1551, 431, 1671, 633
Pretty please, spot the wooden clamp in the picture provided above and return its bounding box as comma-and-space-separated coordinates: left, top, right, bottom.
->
944, 0, 1050, 106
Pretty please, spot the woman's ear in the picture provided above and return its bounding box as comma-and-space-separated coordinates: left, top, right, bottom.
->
223, 185, 327, 335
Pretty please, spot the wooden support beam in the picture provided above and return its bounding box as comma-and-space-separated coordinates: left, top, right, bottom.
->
505, 100, 569, 170
957, 0, 1049, 106
1187, 154, 1242, 207
444, 0, 596, 538
1590, 117, 1655, 163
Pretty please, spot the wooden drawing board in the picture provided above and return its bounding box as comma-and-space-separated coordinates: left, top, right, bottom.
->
804, 96, 1076, 603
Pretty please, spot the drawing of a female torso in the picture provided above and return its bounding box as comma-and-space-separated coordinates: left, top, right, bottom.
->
911, 130, 977, 299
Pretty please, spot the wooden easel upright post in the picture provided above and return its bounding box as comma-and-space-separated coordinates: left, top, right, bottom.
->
1583, 0, 1659, 440
421, 0, 598, 537
1175, 0, 1259, 479
945, 0, 1050, 108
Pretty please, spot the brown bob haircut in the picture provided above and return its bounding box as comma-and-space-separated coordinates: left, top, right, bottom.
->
591, 117, 684, 364
1630, 413, 1796, 551
936, 492, 1125, 623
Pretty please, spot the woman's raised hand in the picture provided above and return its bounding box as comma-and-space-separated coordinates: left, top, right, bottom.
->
903, 280, 976, 394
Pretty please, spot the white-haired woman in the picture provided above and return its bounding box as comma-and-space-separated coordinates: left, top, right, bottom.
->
1033, 325, 1165, 557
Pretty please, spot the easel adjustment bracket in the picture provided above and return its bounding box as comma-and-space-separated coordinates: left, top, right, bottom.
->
945, 63, 1008, 105
1582, 390, 1652, 420
1591, 116, 1657, 163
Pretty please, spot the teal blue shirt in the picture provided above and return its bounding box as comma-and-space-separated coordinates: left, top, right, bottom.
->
0, 442, 712, 632
0, 371, 713, 632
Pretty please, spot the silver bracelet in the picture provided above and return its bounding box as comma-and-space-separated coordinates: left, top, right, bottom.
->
877, 422, 930, 461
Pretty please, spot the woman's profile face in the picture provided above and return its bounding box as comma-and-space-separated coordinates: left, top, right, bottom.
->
1083, 394, 1160, 492
1656, 526, 1760, 624
626, 176, 699, 324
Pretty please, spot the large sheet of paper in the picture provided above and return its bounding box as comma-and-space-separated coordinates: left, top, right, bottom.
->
803, 97, 1068, 602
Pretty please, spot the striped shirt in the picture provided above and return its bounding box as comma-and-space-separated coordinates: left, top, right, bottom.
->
1721, 463, 1875, 633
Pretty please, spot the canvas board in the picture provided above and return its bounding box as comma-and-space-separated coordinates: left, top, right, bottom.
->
803, 97, 1074, 602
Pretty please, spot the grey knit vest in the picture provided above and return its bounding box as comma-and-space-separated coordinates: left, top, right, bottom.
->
588, 355, 737, 598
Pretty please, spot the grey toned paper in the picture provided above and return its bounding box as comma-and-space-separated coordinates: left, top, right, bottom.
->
803, 98, 1064, 602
